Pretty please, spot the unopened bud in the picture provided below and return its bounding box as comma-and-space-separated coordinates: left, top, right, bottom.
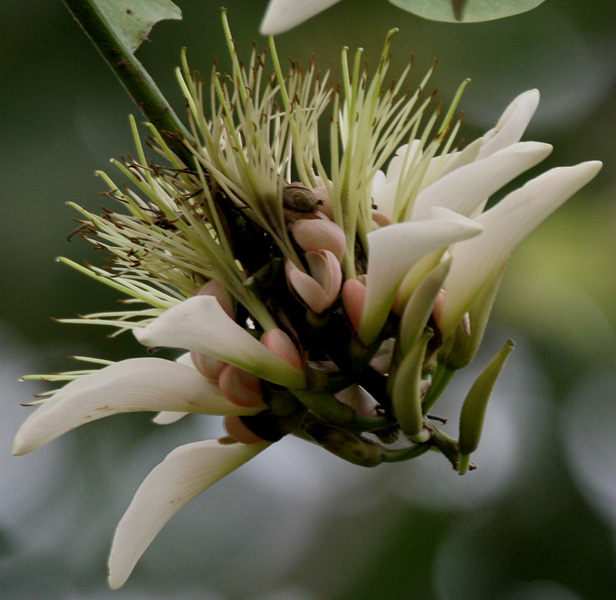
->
392, 329, 433, 439
292, 218, 347, 261
261, 328, 305, 371
224, 416, 265, 444
195, 280, 235, 318
190, 350, 226, 380
342, 278, 366, 332
285, 250, 342, 313
458, 339, 515, 473
371, 210, 392, 229
218, 364, 265, 408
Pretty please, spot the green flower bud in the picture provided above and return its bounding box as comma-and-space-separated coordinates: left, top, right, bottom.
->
458, 339, 515, 473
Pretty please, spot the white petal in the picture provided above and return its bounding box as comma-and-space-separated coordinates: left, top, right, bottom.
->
372, 179, 399, 222
12, 358, 260, 456
359, 209, 483, 345
477, 90, 540, 160
260, 0, 342, 34
152, 411, 187, 425
439, 161, 602, 337
108, 438, 270, 589
371, 169, 386, 197
153, 353, 193, 425
134, 296, 306, 389
374, 141, 423, 221
412, 142, 553, 220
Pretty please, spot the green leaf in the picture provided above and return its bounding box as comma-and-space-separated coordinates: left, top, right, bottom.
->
96, 0, 182, 54
389, 0, 546, 23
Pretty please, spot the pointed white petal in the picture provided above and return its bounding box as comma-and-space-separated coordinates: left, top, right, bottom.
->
477, 90, 540, 160
153, 353, 194, 425
12, 358, 261, 456
371, 169, 386, 197
439, 161, 602, 337
373, 141, 423, 221
260, 0, 342, 34
108, 438, 270, 589
359, 209, 483, 345
412, 142, 553, 220
152, 411, 188, 425
134, 296, 306, 389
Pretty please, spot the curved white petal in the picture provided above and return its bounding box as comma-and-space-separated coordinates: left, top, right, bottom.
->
373, 178, 399, 222
476, 90, 540, 160
108, 438, 270, 589
373, 141, 423, 221
439, 161, 602, 337
260, 0, 342, 34
12, 358, 261, 456
153, 352, 193, 425
152, 411, 188, 425
412, 141, 553, 220
134, 296, 306, 389
359, 209, 483, 345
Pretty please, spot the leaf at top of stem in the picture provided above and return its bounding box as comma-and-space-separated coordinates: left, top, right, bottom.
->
95, 0, 182, 54
388, 0, 546, 23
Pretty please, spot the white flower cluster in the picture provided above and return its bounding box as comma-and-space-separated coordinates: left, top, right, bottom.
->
13, 16, 600, 589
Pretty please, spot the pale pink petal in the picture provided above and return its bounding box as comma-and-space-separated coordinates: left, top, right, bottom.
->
286, 251, 342, 313
342, 278, 366, 332
108, 438, 270, 589
218, 365, 264, 408
292, 219, 347, 261
224, 416, 264, 444
306, 250, 342, 302
286, 260, 330, 313
261, 329, 304, 371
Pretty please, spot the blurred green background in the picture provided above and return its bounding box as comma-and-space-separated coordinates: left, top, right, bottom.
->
2, 1, 615, 599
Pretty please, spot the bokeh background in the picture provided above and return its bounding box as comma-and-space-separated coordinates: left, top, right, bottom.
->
2, 1, 616, 598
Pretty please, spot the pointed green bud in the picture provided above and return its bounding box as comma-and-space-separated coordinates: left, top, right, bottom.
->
445, 263, 507, 371
392, 330, 434, 440
458, 339, 515, 473
399, 258, 451, 356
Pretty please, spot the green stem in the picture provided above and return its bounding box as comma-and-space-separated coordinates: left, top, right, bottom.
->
383, 442, 431, 463
63, 0, 193, 164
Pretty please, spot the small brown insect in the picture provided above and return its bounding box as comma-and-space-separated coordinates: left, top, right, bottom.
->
282, 182, 319, 213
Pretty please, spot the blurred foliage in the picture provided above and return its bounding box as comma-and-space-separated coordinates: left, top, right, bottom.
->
2, 1, 615, 599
